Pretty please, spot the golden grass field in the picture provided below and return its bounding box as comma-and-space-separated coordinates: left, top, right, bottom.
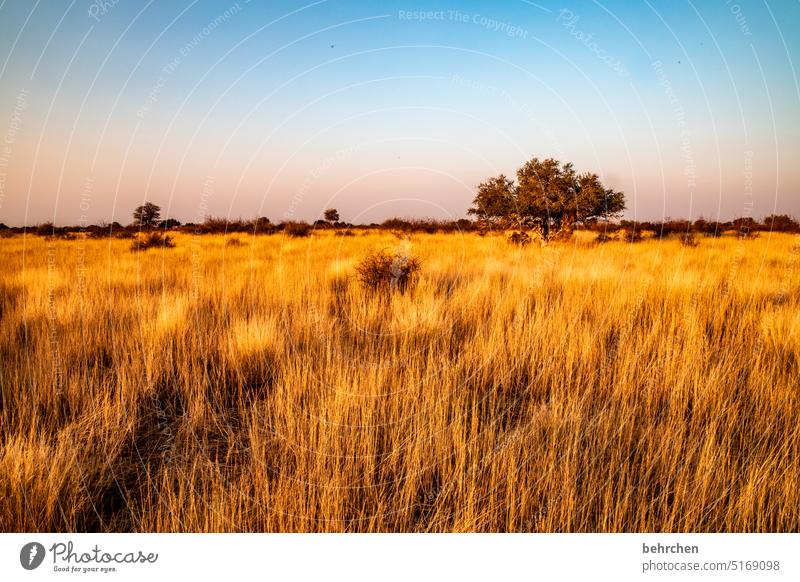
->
1, 230, 798, 532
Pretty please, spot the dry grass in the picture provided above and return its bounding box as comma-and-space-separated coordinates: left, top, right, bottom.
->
0, 230, 798, 532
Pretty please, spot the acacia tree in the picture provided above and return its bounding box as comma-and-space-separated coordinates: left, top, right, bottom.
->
132, 202, 161, 229
324, 208, 340, 223
469, 157, 625, 239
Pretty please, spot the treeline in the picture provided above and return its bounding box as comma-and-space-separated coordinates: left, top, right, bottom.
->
0, 216, 480, 238
582, 215, 800, 236
1, 214, 798, 239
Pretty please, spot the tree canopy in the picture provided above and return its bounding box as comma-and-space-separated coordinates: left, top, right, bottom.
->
324, 208, 340, 223
469, 157, 625, 238
132, 202, 161, 229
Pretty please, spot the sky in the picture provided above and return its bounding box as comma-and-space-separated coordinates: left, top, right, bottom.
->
0, 0, 798, 226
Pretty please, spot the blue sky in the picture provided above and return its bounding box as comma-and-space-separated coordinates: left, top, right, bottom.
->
0, 0, 798, 225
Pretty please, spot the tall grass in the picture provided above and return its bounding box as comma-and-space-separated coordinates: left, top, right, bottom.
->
1, 231, 798, 532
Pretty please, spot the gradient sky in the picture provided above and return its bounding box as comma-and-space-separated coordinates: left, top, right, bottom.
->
0, 0, 798, 226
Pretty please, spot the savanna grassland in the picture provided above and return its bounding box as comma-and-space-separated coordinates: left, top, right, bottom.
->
1, 230, 798, 532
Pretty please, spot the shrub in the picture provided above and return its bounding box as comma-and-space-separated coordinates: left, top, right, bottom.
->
763, 214, 799, 233
198, 217, 254, 234
252, 217, 275, 235
87, 226, 111, 239
283, 221, 312, 238
355, 249, 421, 295
334, 230, 355, 237
622, 228, 642, 243
35, 222, 55, 237
679, 232, 699, 247
456, 218, 476, 231
738, 229, 760, 240
507, 231, 531, 246
594, 232, 614, 244
379, 217, 467, 234
131, 232, 175, 251
585, 220, 621, 233
694, 219, 724, 237
549, 227, 574, 242
732, 217, 760, 233
655, 220, 692, 237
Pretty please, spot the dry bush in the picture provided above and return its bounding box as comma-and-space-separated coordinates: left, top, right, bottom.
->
130, 232, 175, 251
738, 229, 760, 240
549, 227, 574, 242
200, 217, 252, 234
87, 226, 112, 239
679, 232, 699, 247
283, 221, 312, 238
594, 232, 614, 244
34, 222, 55, 237
507, 231, 531, 246
622, 228, 642, 243
355, 249, 421, 294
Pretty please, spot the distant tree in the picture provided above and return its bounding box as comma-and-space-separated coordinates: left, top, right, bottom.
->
324, 208, 340, 223
469, 158, 625, 239
252, 217, 274, 234
763, 214, 799, 233
693, 218, 724, 237
132, 202, 161, 229
34, 222, 55, 236
731, 217, 759, 232
159, 218, 182, 229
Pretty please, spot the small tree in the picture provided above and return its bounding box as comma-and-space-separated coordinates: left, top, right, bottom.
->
469, 158, 625, 240
132, 202, 161, 229
324, 208, 340, 223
